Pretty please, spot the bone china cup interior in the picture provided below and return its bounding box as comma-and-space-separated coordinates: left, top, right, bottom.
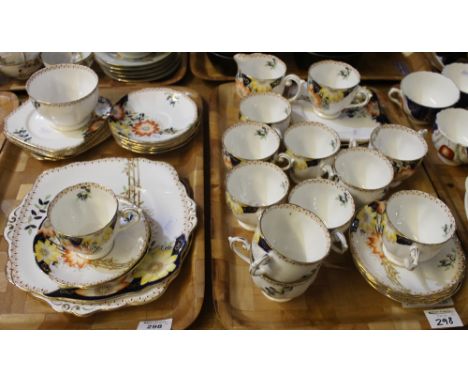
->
389, 71, 460, 124
433, 108, 468, 166
370, 124, 428, 185
26, 64, 99, 130
382, 190, 456, 269
222, 122, 281, 168
283, 122, 340, 182
333, 148, 394, 206
226, 161, 289, 231
252, 204, 331, 283
239, 92, 291, 134
442, 63, 468, 107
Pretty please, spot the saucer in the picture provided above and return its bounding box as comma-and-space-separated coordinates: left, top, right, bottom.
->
33, 198, 150, 288
349, 201, 465, 304
95, 52, 173, 68
109, 88, 198, 151
291, 91, 388, 144
4, 98, 111, 159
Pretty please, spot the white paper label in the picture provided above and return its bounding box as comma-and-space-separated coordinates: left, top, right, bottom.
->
137, 318, 172, 330
402, 298, 454, 309
424, 308, 463, 329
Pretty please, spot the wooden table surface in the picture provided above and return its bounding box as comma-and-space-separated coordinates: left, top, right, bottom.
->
0, 53, 466, 329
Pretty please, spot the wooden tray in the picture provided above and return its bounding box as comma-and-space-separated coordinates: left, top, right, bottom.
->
209, 82, 468, 329
0, 85, 204, 329
0, 53, 188, 92
191, 52, 436, 82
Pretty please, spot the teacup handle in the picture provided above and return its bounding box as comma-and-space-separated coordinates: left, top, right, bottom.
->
275, 152, 294, 171
228, 236, 251, 264
321, 164, 339, 182
281, 74, 305, 102
117, 206, 142, 232
404, 245, 420, 271
250, 254, 270, 276
331, 231, 348, 254
342, 86, 372, 111
388, 87, 403, 109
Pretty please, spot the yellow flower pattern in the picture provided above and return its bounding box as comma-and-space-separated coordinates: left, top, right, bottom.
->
34, 240, 61, 265
286, 150, 307, 171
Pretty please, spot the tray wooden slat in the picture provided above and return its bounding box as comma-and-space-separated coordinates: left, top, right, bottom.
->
210, 82, 468, 329
0, 85, 204, 329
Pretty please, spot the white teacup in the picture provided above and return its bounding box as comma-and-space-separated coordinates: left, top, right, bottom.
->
442, 63, 468, 108
234, 53, 302, 99
382, 190, 456, 271
239, 92, 291, 134
229, 203, 331, 283
432, 108, 468, 166
388, 71, 460, 125
222, 122, 292, 170
26, 64, 99, 131
323, 147, 394, 207
225, 161, 289, 231
289, 179, 355, 254
48, 182, 142, 260
369, 124, 428, 186
281, 122, 341, 183
288, 60, 372, 119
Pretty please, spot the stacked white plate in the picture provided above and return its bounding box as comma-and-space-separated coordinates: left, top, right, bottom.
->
95, 52, 181, 82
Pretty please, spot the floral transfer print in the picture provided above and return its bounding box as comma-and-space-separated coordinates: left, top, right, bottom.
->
109, 96, 178, 140
285, 149, 320, 171
25, 195, 51, 235
432, 129, 468, 165
12, 128, 32, 142
76, 185, 91, 201
391, 158, 422, 183
438, 251, 456, 269
226, 192, 258, 216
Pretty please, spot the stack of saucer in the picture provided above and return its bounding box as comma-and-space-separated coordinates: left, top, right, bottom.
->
4, 158, 197, 315
3, 64, 111, 161
95, 52, 181, 83
108, 88, 199, 154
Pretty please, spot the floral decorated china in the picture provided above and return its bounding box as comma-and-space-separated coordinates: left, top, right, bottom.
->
26, 64, 99, 130
95, 52, 173, 68
388, 71, 460, 125
226, 161, 289, 231
288, 60, 372, 119
34, 197, 149, 288
234, 53, 301, 99
369, 124, 428, 186
324, 147, 394, 207
48, 183, 143, 260
3, 98, 111, 159
5, 198, 193, 315
281, 122, 340, 183
222, 122, 290, 169
239, 92, 291, 134
291, 91, 387, 144
229, 204, 331, 283
108, 88, 198, 147
0, 52, 42, 80
442, 63, 468, 107
4, 158, 197, 314
41, 52, 94, 67
432, 108, 468, 165
350, 201, 465, 304
289, 179, 355, 254
382, 190, 456, 271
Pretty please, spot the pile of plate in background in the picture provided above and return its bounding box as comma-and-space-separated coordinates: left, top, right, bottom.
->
95, 52, 181, 82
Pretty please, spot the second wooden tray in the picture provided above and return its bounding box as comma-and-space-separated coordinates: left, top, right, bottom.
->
209, 82, 468, 329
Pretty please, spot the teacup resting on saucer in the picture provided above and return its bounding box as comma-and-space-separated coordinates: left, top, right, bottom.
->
48, 182, 142, 260
26, 64, 99, 131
